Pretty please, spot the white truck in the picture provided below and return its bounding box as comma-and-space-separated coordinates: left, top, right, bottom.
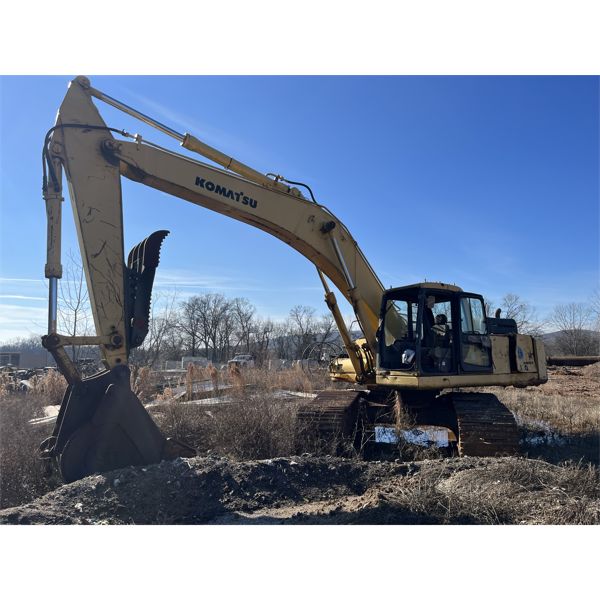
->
227, 354, 255, 369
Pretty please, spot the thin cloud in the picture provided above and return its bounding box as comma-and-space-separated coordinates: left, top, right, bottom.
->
154, 270, 242, 291
118, 87, 242, 151
0, 277, 45, 283
0, 295, 46, 301
154, 269, 323, 294
114, 83, 279, 172
0, 304, 47, 342
0, 304, 47, 319
124, 90, 206, 136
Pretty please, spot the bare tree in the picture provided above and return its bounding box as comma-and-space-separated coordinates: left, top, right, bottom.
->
548, 302, 597, 355
498, 293, 544, 336
288, 305, 319, 359
590, 290, 600, 332
201, 294, 234, 362
317, 313, 337, 343
58, 250, 93, 361
250, 318, 273, 366
177, 296, 206, 357
160, 323, 185, 361
216, 301, 237, 362
272, 320, 294, 360
131, 290, 179, 368
177, 294, 261, 363
231, 297, 256, 353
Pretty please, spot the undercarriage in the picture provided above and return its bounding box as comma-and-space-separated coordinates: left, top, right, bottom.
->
297, 388, 520, 458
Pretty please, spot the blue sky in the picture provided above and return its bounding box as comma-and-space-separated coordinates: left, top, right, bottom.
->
0, 75, 598, 342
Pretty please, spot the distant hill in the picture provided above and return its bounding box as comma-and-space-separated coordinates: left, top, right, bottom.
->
540, 329, 600, 356
540, 329, 600, 342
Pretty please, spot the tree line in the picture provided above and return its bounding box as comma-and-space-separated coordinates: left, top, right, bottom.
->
130, 293, 339, 368
2, 289, 599, 369
121, 289, 600, 365
488, 292, 599, 356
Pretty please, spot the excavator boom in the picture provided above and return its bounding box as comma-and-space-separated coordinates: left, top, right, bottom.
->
46, 76, 384, 372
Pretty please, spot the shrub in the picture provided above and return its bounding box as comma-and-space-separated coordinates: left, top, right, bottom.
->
155, 368, 314, 460
0, 392, 62, 508
28, 370, 67, 405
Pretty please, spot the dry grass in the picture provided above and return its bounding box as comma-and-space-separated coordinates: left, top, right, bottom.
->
359, 458, 599, 525
29, 370, 67, 405
154, 368, 319, 460
0, 371, 67, 508
494, 367, 599, 437
440, 458, 599, 524
498, 387, 599, 436
0, 373, 12, 401
583, 362, 600, 377
486, 365, 600, 466
223, 365, 328, 396
155, 396, 296, 460
131, 366, 153, 402
206, 396, 299, 460
0, 392, 62, 508
0, 370, 67, 405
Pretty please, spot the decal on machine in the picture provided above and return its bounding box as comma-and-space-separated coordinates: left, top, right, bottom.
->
195, 177, 258, 209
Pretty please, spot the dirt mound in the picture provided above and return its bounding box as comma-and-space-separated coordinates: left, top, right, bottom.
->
582, 361, 600, 378
1, 455, 597, 525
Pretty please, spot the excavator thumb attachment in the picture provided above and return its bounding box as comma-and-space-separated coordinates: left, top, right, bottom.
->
40, 365, 193, 483
126, 230, 170, 349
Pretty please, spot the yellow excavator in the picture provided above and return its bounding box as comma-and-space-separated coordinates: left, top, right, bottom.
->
41, 76, 547, 482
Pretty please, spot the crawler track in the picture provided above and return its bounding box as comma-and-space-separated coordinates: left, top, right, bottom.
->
297, 390, 519, 458
451, 392, 520, 457
297, 390, 363, 438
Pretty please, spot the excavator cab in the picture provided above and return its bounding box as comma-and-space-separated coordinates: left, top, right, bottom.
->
378, 283, 492, 377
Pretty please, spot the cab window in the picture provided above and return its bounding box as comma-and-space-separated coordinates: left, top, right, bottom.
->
460, 296, 491, 369
460, 296, 487, 334
380, 298, 417, 370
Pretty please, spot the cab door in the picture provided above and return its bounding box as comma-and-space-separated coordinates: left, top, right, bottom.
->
458, 295, 492, 372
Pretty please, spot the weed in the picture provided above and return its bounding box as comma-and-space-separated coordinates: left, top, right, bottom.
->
0, 392, 62, 508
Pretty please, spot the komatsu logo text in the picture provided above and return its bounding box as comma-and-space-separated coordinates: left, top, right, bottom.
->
195, 177, 258, 209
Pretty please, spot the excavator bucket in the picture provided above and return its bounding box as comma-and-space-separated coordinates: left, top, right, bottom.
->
41, 365, 193, 483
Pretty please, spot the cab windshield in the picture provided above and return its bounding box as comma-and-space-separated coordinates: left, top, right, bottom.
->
379, 289, 455, 373
379, 290, 419, 370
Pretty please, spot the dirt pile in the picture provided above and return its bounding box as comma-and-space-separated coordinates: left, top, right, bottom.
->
544, 364, 599, 398
1, 455, 597, 525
